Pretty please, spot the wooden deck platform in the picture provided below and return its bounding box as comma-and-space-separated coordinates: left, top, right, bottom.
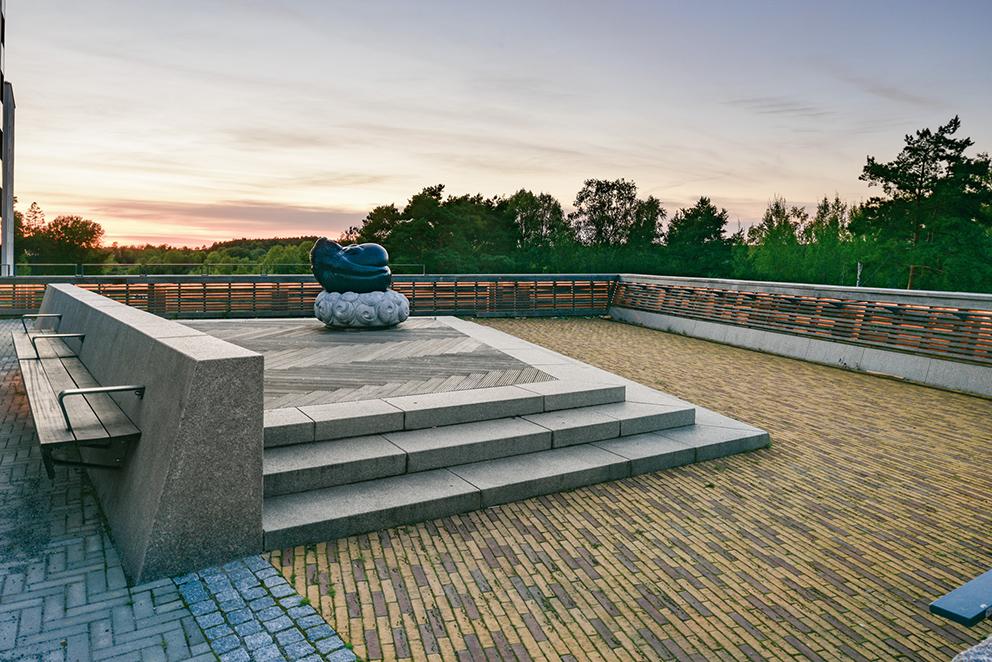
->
184, 317, 554, 409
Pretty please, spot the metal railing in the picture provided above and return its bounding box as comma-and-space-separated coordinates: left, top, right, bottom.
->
12, 262, 427, 276
2, 272, 990, 366
0, 274, 617, 319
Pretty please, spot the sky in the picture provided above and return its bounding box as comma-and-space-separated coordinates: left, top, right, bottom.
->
8, 0, 992, 246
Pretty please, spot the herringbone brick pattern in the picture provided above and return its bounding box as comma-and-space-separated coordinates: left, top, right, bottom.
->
0, 319, 214, 661
270, 317, 992, 661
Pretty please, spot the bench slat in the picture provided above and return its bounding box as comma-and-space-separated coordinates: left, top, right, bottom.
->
12, 329, 36, 360
39, 356, 109, 442
19, 359, 75, 445
33, 335, 76, 359
61, 357, 140, 440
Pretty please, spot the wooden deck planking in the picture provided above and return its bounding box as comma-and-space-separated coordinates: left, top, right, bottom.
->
185, 318, 554, 408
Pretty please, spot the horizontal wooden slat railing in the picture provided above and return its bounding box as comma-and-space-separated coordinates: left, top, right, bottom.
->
0, 275, 618, 319
611, 275, 992, 366
4, 273, 990, 366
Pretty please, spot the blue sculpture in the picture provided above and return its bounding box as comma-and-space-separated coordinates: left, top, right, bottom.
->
310, 238, 409, 328
310, 238, 391, 294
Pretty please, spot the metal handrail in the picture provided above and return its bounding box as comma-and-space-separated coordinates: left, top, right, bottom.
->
30, 333, 85, 358
57, 385, 145, 434
21, 313, 62, 333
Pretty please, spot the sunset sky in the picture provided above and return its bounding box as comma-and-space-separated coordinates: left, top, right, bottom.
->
9, 1, 992, 246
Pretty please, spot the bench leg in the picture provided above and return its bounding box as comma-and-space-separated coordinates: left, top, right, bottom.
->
41, 448, 56, 480
46, 441, 129, 476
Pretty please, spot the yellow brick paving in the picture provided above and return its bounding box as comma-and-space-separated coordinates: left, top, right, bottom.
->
268, 317, 992, 661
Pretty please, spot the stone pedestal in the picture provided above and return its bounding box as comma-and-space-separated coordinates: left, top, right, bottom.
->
315, 289, 410, 328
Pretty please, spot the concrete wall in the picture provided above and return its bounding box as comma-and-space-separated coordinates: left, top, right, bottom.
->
609, 307, 992, 399
38, 284, 264, 582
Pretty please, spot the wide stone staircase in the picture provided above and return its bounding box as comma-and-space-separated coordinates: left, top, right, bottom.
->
261, 380, 768, 549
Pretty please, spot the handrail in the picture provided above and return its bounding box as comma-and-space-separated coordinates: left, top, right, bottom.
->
21, 313, 62, 333
57, 385, 145, 434
30, 333, 85, 359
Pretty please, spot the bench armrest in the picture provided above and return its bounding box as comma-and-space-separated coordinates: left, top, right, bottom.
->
30, 333, 85, 358
58, 385, 145, 435
21, 313, 62, 333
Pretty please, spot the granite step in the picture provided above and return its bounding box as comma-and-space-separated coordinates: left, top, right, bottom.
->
263, 381, 626, 448
261, 421, 770, 550
264, 469, 481, 549
262, 401, 694, 497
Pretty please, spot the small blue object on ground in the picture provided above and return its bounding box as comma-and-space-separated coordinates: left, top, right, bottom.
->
930, 567, 992, 627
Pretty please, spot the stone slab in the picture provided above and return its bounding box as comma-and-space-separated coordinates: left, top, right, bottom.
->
588, 401, 696, 436
263, 408, 315, 447
522, 408, 620, 447
263, 435, 406, 497
300, 399, 404, 441
384, 418, 551, 472
385, 385, 544, 430
656, 424, 770, 461
594, 433, 696, 475
448, 445, 630, 507
516, 381, 625, 411
925, 358, 992, 395
263, 470, 481, 549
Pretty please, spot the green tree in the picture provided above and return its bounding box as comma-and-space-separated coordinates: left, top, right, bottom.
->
506, 190, 572, 247
853, 116, 992, 289
628, 195, 666, 248
569, 178, 641, 245
742, 197, 806, 281
343, 204, 402, 245
36, 215, 105, 264
666, 197, 733, 276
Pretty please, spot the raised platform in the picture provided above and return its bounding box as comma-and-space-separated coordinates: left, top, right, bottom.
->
192, 316, 770, 551
184, 317, 554, 408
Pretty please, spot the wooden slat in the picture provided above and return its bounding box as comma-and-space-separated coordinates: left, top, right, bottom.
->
26, 333, 77, 358
11, 329, 35, 359
61, 358, 140, 439
613, 281, 992, 365
38, 356, 108, 442
18, 359, 75, 445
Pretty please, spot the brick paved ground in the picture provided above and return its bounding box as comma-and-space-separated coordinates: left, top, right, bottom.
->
270, 317, 992, 661
0, 318, 354, 662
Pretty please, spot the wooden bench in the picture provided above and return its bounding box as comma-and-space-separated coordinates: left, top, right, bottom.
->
12, 314, 144, 478
930, 568, 992, 627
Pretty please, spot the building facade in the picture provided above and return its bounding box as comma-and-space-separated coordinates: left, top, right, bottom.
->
0, 0, 13, 276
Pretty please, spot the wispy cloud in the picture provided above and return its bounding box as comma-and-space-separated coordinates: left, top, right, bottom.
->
725, 96, 833, 119
830, 70, 942, 109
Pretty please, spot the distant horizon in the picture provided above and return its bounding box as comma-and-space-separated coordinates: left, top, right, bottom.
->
9, 1, 992, 246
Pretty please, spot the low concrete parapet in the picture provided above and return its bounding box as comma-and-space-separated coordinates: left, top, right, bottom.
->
37, 284, 264, 582
610, 306, 992, 398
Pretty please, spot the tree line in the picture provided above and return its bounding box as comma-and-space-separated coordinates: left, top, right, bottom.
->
11, 116, 992, 292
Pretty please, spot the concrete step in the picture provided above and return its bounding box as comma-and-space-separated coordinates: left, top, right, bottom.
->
262, 421, 770, 550
264, 435, 407, 498
263, 417, 553, 497
263, 381, 625, 448
448, 444, 630, 507
262, 400, 692, 497
263, 469, 481, 549
523, 401, 695, 447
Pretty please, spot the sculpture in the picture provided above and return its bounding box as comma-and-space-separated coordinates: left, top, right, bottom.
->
310, 238, 391, 294
310, 238, 410, 328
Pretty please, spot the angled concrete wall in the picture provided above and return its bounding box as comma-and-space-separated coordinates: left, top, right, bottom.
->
610, 307, 992, 398
38, 284, 264, 581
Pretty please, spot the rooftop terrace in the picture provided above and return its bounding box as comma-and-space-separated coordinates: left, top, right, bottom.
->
2, 275, 990, 661
264, 317, 992, 661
